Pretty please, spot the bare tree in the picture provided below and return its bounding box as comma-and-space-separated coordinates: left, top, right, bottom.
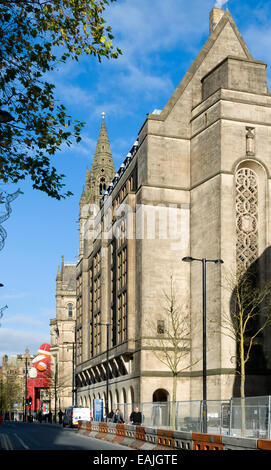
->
47, 359, 72, 421
145, 276, 197, 428
220, 266, 271, 435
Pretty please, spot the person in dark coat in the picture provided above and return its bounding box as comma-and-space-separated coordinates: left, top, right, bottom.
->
129, 407, 142, 425
58, 409, 64, 424
37, 410, 42, 423
112, 408, 124, 423
107, 410, 114, 422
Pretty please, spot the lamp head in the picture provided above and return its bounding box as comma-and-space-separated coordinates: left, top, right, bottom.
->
182, 256, 194, 262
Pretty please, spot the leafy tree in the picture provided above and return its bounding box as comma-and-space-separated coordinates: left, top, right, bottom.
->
0, 372, 21, 417
0, 0, 121, 199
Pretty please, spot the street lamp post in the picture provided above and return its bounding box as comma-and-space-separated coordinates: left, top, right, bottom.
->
24, 357, 29, 422
63, 340, 82, 407
182, 256, 224, 433
91, 321, 118, 420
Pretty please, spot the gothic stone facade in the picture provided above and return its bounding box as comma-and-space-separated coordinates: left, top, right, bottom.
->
1, 348, 34, 417
74, 8, 271, 412
50, 257, 76, 411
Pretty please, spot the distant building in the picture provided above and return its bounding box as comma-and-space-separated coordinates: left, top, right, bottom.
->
50, 257, 76, 413
0, 348, 34, 418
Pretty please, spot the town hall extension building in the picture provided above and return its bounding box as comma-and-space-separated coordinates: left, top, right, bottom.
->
51, 7, 271, 416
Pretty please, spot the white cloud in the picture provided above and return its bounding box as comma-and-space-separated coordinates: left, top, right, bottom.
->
56, 83, 94, 108
0, 328, 50, 358
3, 314, 46, 329
2, 292, 29, 300
214, 0, 228, 8
116, 64, 174, 96
106, 0, 211, 57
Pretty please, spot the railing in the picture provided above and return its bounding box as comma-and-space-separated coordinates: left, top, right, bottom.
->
113, 396, 271, 438
230, 396, 271, 439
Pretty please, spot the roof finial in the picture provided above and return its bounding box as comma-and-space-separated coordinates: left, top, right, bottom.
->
101, 111, 105, 120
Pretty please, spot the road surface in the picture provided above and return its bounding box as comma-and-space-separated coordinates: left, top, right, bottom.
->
0, 420, 132, 451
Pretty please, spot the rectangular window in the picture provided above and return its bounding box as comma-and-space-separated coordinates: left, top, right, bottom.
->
157, 320, 165, 334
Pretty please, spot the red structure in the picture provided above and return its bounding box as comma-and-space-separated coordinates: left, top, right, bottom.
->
27, 343, 51, 413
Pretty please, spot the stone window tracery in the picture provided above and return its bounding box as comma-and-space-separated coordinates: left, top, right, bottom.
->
235, 167, 259, 272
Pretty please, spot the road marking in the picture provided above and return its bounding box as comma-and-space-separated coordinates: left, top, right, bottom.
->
0, 433, 13, 450
14, 433, 30, 450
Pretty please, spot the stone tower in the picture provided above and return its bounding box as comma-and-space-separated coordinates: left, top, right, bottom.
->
79, 115, 115, 257
50, 256, 76, 411
73, 6, 271, 415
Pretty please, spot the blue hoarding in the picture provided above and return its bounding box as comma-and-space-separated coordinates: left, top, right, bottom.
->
94, 398, 104, 422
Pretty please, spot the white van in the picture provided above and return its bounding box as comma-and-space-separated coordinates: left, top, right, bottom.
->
63, 406, 91, 428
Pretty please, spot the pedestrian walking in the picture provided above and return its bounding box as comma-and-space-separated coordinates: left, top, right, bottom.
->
107, 410, 114, 422
58, 409, 63, 424
37, 410, 42, 423
112, 408, 124, 423
129, 407, 142, 425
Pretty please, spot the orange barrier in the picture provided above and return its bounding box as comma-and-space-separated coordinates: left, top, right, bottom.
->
156, 429, 174, 448
94, 421, 108, 441
258, 439, 271, 451
99, 421, 108, 433
192, 432, 224, 450
135, 425, 146, 441
116, 423, 125, 436
77, 421, 271, 450
86, 421, 92, 432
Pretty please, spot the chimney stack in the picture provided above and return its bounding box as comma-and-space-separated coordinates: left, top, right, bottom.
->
209, 8, 225, 34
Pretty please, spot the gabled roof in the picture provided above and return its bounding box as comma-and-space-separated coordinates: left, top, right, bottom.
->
149, 9, 253, 122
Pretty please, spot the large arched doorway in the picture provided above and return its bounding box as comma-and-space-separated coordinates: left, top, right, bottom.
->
152, 389, 170, 426
152, 389, 169, 402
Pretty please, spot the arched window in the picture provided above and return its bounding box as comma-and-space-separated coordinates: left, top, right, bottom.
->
99, 177, 106, 195
68, 304, 73, 318
152, 389, 169, 402
235, 167, 259, 272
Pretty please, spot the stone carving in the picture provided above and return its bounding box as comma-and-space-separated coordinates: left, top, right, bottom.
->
246, 127, 255, 156
236, 168, 258, 271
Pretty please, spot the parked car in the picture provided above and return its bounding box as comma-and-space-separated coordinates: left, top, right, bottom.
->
63, 406, 91, 428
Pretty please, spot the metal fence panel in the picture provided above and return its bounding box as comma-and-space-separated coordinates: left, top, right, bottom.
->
230, 396, 270, 439
114, 396, 271, 437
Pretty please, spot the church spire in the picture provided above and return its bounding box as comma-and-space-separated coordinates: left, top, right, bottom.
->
85, 113, 115, 205
56, 265, 61, 281
90, 112, 114, 172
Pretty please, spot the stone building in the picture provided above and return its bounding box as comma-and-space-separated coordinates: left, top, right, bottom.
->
50, 257, 76, 412
60, 7, 271, 416
0, 348, 34, 418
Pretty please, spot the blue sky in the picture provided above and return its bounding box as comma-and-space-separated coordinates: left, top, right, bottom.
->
1, 0, 271, 358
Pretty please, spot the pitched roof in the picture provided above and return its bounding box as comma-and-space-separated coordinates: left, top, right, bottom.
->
149, 9, 253, 122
